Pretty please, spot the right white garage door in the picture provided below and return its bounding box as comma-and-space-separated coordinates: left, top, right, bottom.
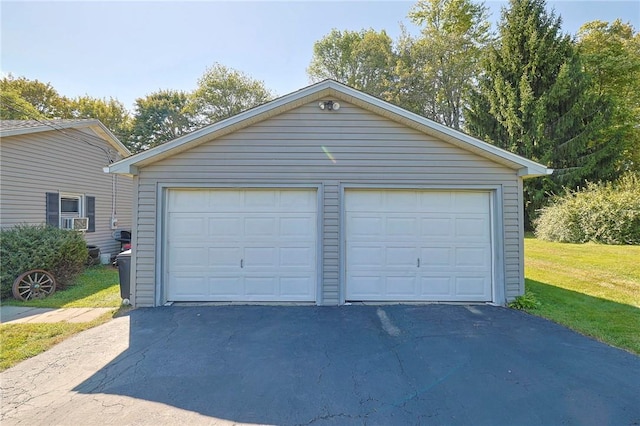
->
345, 190, 493, 302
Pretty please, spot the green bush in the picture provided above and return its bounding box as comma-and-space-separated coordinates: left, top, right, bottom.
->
0, 225, 88, 299
535, 173, 640, 244
508, 290, 541, 310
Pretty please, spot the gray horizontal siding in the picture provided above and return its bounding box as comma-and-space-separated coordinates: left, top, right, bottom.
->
133, 101, 523, 306
1, 128, 133, 257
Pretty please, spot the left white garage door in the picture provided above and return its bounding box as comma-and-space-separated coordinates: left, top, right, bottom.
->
166, 188, 317, 302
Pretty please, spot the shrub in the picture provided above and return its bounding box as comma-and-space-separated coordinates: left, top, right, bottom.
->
535, 173, 640, 244
509, 290, 541, 310
0, 225, 88, 299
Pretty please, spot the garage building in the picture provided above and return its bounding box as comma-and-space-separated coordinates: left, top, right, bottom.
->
108, 80, 549, 307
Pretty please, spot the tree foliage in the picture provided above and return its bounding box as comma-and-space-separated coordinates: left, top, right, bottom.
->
128, 90, 195, 152
577, 20, 640, 171
0, 75, 132, 144
189, 63, 273, 126
307, 28, 396, 98
0, 75, 66, 117
64, 96, 132, 143
465, 0, 619, 227
393, 0, 491, 129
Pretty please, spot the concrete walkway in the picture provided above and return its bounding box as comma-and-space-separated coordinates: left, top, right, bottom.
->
0, 306, 114, 324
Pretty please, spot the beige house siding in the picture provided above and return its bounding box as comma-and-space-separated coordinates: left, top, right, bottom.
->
0, 128, 133, 256
132, 101, 523, 307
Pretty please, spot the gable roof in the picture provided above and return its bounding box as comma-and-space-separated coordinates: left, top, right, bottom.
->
107, 80, 550, 178
0, 119, 131, 157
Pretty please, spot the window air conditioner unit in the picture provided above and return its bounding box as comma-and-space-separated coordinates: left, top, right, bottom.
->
72, 217, 89, 231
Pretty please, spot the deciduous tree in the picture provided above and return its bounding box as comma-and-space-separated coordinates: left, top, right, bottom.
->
577, 20, 640, 171
128, 90, 195, 152
189, 63, 273, 126
393, 0, 491, 129
307, 29, 396, 98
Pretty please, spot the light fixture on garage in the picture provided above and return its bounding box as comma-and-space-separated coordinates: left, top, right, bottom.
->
319, 100, 340, 111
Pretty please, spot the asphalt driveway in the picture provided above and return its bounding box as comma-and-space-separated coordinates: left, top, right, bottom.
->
2, 305, 639, 425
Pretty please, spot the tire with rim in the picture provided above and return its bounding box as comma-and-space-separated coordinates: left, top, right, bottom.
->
12, 270, 56, 301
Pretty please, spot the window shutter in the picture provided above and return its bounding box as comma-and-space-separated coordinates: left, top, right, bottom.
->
86, 196, 96, 233
46, 192, 59, 227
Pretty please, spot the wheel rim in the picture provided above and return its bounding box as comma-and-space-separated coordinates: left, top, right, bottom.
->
12, 270, 56, 301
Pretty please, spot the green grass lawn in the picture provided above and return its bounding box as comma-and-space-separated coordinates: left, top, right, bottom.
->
1, 266, 122, 371
524, 237, 640, 355
3, 265, 121, 308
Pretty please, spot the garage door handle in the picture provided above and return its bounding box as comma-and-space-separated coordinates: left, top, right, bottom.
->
417, 258, 420, 268
240, 259, 244, 268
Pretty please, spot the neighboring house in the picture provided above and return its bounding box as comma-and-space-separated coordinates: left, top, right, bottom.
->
1, 119, 133, 258
108, 80, 550, 307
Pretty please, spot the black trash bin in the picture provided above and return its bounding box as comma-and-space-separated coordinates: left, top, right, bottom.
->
116, 249, 132, 301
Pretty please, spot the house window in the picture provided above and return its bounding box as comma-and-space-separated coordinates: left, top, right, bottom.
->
60, 195, 84, 229
46, 192, 95, 232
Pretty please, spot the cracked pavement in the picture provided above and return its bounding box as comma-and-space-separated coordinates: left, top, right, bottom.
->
1, 305, 639, 425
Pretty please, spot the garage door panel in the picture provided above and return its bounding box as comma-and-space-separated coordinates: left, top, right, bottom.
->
348, 215, 383, 237
279, 216, 315, 238
208, 247, 241, 268
421, 218, 452, 237
453, 192, 489, 212
244, 217, 277, 236
167, 188, 317, 302
386, 276, 417, 296
349, 276, 384, 297
420, 276, 452, 296
419, 192, 453, 212
169, 216, 206, 240
244, 276, 277, 296
386, 246, 419, 267
348, 245, 385, 267
280, 277, 314, 297
455, 247, 490, 267
455, 217, 489, 239
208, 277, 243, 297
207, 190, 242, 212
280, 190, 317, 211
209, 217, 242, 237
169, 275, 207, 298
244, 190, 277, 209
386, 217, 418, 236
346, 190, 492, 302
243, 247, 277, 267
420, 247, 451, 267
279, 247, 314, 267
172, 246, 206, 267
455, 276, 489, 296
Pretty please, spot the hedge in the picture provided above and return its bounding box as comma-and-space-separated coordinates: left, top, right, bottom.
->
535, 173, 640, 244
0, 225, 88, 299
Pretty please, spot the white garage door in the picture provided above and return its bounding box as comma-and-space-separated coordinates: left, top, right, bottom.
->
345, 190, 493, 302
166, 188, 317, 302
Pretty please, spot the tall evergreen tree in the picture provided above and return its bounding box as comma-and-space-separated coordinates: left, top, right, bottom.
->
465, 0, 617, 227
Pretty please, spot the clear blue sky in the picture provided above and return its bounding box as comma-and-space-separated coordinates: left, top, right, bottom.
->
1, 0, 639, 111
